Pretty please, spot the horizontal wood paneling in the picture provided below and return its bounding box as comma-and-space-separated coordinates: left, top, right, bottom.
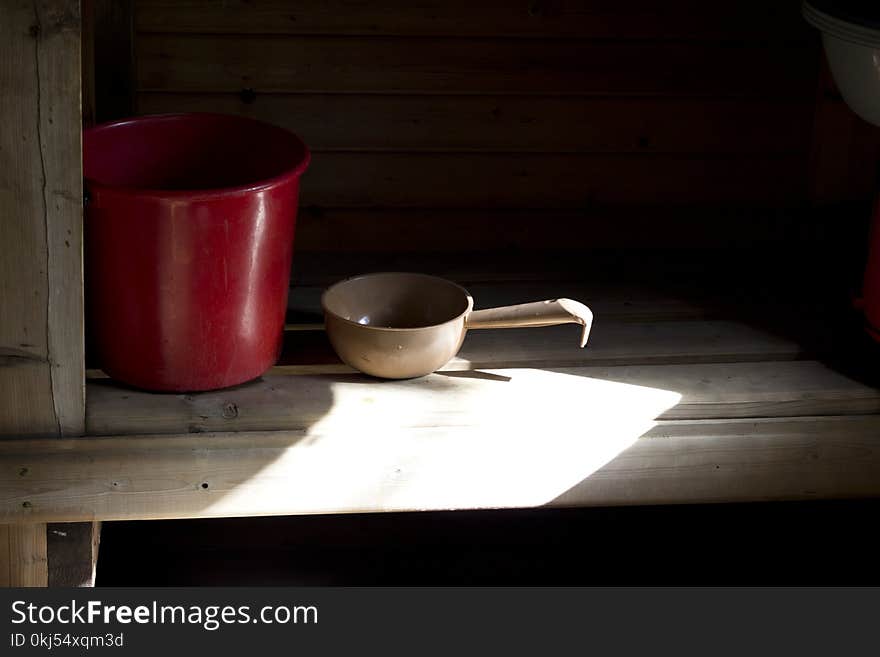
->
137, 35, 817, 97
298, 153, 807, 208
137, 94, 813, 154
133, 1, 821, 251
291, 207, 812, 252
135, 0, 809, 40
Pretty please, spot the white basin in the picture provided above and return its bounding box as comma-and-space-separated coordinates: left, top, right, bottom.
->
804, 1, 880, 126
823, 32, 880, 125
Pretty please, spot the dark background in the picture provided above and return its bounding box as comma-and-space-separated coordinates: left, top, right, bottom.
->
97, 500, 880, 585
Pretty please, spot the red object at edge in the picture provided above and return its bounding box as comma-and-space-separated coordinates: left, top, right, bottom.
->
863, 195, 880, 341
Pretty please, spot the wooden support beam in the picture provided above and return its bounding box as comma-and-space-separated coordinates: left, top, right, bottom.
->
0, 0, 86, 588
0, 524, 48, 587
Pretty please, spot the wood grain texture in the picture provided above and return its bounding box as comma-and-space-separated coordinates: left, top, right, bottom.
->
297, 153, 808, 209
0, 524, 48, 587
135, 0, 809, 40
85, 360, 880, 436
557, 415, 880, 506
0, 526, 8, 586
136, 94, 814, 155
1, 0, 85, 590
0, 2, 84, 437
3, 415, 880, 522
290, 207, 816, 253
136, 35, 817, 97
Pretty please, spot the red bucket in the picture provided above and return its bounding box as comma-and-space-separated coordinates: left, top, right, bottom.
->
83, 113, 310, 391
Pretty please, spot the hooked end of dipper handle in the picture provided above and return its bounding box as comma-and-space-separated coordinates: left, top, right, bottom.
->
556, 298, 593, 348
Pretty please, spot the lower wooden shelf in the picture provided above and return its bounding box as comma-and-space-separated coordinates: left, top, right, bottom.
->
2, 414, 880, 523
3, 276, 880, 522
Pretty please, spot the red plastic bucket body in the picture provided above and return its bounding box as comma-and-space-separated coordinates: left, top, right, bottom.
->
83, 113, 310, 391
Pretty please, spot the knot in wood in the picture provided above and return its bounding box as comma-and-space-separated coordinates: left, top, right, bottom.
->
222, 402, 239, 419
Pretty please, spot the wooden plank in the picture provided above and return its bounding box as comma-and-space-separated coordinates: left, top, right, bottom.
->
0, 526, 8, 586
0, 524, 48, 587
449, 319, 823, 368
296, 153, 808, 209
135, 0, 809, 40
284, 279, 832, 325
286, 281, 710, 325
46, 521, 101, 587
135, 94, 814, 155
287, 248, 838, 287
291, 207, 816, 254
557, 415, 880, 506
3, 414, 880, 522
136, 35, 817, 98
85, 361, 880, 436
1, 0, 86, 589
0, 2, 85, 436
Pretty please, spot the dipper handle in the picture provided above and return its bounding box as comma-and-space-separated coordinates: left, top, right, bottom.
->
466, 298, 593, 348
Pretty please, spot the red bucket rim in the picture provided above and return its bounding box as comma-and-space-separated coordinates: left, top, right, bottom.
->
83, 112, 311, 200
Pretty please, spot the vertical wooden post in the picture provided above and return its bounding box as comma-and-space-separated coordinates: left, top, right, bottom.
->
0, 525, 49, 588
0, 0, 85, 587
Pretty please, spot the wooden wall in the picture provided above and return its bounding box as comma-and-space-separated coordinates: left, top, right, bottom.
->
133, 0, 826, 252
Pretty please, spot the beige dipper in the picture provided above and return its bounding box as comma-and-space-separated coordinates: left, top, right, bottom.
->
322, 272, 593, 379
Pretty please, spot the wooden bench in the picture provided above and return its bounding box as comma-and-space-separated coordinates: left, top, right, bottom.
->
4, 0, 880, 587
